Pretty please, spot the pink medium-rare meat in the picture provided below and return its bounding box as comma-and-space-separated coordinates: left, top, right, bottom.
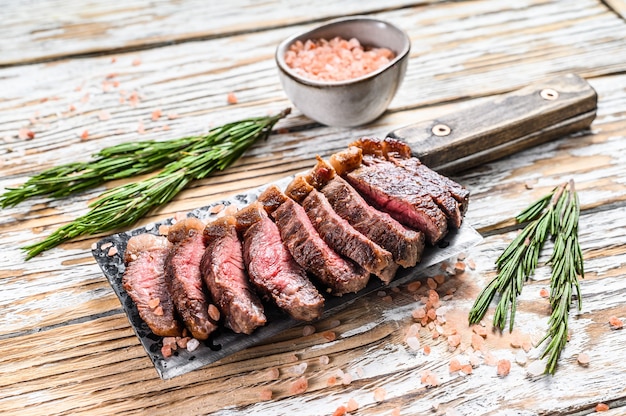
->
202, 216, 266, 334
301, 188, 398, 283
320, 175, 425, 268
390, 157, 470, 217
237, 203, 324, 321
166, 217, 218, 340
345, 161, 448, 244
363, 155, 463, 228
304, 156, 425, 267
259, 185, 370, 296
351, 137, 470, 217
122, 233, 183, 337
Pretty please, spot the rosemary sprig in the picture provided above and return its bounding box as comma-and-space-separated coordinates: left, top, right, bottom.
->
21, 108, 290, 259
468, 180, 584, 374
1, 112, 292, 208
540, 180, 584, 374
468, 183, 567, 331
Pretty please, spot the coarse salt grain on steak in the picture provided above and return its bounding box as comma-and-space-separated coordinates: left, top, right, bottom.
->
166, 217, 218, 340
202, 216, 266, 334
259, 185, 369, 296
122, 233, 183, 337
236, 203, 324, 321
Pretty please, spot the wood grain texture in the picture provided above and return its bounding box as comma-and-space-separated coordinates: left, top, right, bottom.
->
1, 0, 626, 415
603, 0, 626, 18
0, 0, 432, 66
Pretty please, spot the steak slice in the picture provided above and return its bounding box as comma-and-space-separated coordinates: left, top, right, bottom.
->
351, 137, 468, 227
321, 175, 425, 268
345, 161, 448, 244
237, 203, 324, 321
261, 185, 369, 296
166, 217, 218, 340
123, 234, 183, 337
202, 216, 266, 334
301, 188, 399, 283
363, 156, 463, 228
391, 157, 470, 216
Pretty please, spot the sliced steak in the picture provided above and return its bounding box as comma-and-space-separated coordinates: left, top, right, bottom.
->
123, 234, 183, 337
391, 157, 470, 216
321, 175, 425, 268
362, 156, 463, 228
345, 161, 448, 244
166, 217, 218, 340
237, 203, 324, 321
301, 188, 399, 283
264, 185, 370, 295
351, 137, 470, 217
202, 216, 266, 334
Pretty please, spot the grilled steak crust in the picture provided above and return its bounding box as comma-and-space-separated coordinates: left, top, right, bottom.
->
350, 136, 411, 159
351, 137, 470, 217
270, 188, 369, 296
123, 234, 183, 337
364, 156, 463, 228
239, 203, 324, 321
166, 218, 218, 340
257, 185, 288, 214
346, 162, 448, 244
321, 176, 425, 268
285, 174, 315, 204
202, 216, 266, 334
302, 188, 398, 283
391, 157, 469, 216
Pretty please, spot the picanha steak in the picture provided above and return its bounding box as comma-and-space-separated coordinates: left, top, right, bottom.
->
120, 137, 470, 349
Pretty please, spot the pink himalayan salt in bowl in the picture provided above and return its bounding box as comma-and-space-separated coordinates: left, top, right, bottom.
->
275, 16, 410, 127
285, 37, 396, 82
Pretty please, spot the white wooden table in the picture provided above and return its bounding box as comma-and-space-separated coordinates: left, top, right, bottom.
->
1, 1, 626, 414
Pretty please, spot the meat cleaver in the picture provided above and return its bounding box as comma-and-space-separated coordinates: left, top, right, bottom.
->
387, 73, 597, 174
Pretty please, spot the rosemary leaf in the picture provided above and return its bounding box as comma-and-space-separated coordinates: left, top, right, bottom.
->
539, 181, 584, 374
22, 108, 290, 259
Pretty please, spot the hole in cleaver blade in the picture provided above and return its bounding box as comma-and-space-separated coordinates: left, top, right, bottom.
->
92, 175, 482, 380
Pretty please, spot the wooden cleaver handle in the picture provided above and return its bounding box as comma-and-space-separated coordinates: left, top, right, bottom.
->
387, 73, 598, 174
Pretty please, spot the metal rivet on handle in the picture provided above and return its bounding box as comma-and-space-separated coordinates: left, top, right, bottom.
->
540, 88, 559, 101
432, 124, 451, 137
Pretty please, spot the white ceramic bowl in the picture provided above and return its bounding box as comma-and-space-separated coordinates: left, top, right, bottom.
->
275, 16, 411, 127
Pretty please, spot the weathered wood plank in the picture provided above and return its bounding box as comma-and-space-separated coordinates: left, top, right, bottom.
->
0, 0, 432, 66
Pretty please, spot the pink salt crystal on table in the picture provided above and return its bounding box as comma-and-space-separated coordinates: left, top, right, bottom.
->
497, 359, 511, 377
289, 376, 308, 394
346, 398, 359, 412
302, 324, 316, 336
609, 316, 623, 329
373, 387, 387, 401
259, 388, 273, 401
449, 358, 462, 373
285, 36, 395, 82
